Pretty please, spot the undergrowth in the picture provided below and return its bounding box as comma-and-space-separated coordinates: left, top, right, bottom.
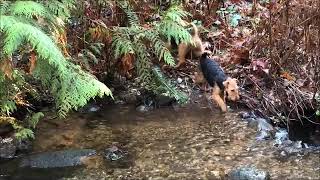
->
87, 1, 192, 103
0, 0, 112, 140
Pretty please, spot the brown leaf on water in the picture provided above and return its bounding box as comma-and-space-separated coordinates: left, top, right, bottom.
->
0, 58, 13, 79
29, 51, 37, 74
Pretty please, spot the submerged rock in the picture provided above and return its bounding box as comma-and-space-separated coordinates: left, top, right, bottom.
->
228, 166, 270, 180
274, 128, 289, 145
19, 149, 96, 168
79, 104, 101, 113
0, 137, 16, 159
104, 146, 127, 161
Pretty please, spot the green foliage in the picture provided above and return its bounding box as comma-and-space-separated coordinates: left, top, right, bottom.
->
151, 67, 188, 103
0, 0, 112, 139
27, 112, 44, 129
117, 1, 139, 26
78, 43, 104, 71
110, 1, 190, 102
156, 5, 192, 44
15, 128, 35, 140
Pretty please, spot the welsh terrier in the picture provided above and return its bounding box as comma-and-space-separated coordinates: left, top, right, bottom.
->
199, 52, 240, 112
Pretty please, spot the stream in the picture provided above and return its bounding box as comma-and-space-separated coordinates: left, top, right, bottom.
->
1, 97, 319, 180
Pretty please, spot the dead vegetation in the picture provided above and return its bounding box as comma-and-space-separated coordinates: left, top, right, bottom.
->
70, 0, 319, 124
181, 0, 319, 124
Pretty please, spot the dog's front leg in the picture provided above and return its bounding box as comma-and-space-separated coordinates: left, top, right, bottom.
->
211, 85, 227, 113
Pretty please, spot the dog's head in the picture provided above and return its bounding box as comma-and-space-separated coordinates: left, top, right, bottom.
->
223, 77, 240, 101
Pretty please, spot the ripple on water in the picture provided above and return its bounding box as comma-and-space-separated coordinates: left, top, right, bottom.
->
9, 104, 320, 180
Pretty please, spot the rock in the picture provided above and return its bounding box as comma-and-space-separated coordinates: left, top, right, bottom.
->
256, 130, 271, 141
177, 78, 183, 84
228, 166, 270, 180
245, 118, 258, 129
213, 150, 220, 156
0, 137, 16, 159
104, 146, 132, 169
79, 103, 100, 113
136, 105, 151, 113
256, 118, 274, 132
16, 139, 33, 154
118, 91, 138, 104
207, 170, 222, 180
104, 146, 127, 161
155, 95, 175, 107
239, 111, 256, 119
19, 149, 96, 168
274, 129, 289, 145
0, 124, 13, 136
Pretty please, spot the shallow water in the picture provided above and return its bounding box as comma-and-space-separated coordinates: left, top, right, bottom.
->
8, 101, 320, 179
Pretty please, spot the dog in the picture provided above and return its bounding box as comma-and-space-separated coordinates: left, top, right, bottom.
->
199, 52, 240, 112
165, 23, 205, 68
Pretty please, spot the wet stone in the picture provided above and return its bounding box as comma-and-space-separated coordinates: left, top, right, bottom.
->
206, 171, 221, 180
19, 149, 97, 168
0, 137, 16, 159
227, 166, 270, 180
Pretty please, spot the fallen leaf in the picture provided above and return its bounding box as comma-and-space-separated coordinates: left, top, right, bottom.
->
0, 58, 13, 79
280, 71, 296, 81
29, 51, 37, 74
120, 53, 135, 78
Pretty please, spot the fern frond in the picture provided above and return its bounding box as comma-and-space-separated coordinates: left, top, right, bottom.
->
111, 33, 135, 59
9, 1, 48, 18
0, 100, 17, 116
44, 0, 75, 20
157, 21, 192, 44
1, 16, 67, 70
151, 66, 188, 103
163, 5, 191, 24
0, 15, 113, 117
132, 40, 152, 83
155, 5, 192, 44
144, 29, 175, 66
27, 112, 44, 129
117, 0, 140, 26
15, 128, 34, 140
0, 1, 10, 13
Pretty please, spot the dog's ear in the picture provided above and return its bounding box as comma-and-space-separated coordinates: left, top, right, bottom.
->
223, 79, 230, 88
231, 78, 239, 87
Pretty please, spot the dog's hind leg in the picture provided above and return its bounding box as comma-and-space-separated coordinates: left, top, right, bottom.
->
211, 84, 227, 112
176, 42, 189, 68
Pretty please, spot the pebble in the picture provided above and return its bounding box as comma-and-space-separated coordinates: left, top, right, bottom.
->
213, 150, 220, 156
177, 78, 183, 84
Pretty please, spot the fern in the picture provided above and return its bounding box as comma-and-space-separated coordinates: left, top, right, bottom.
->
44, 0, 75, 20
117, 0, 140, 26
0, 0, 113, 140
108, 1, 191, 103
144, 29, 175, 66
15, 128, 35, 140
151, 66, 188, 103
162, 5, 191, 24
27, 112, 44, 129
112, 32, 135, 59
